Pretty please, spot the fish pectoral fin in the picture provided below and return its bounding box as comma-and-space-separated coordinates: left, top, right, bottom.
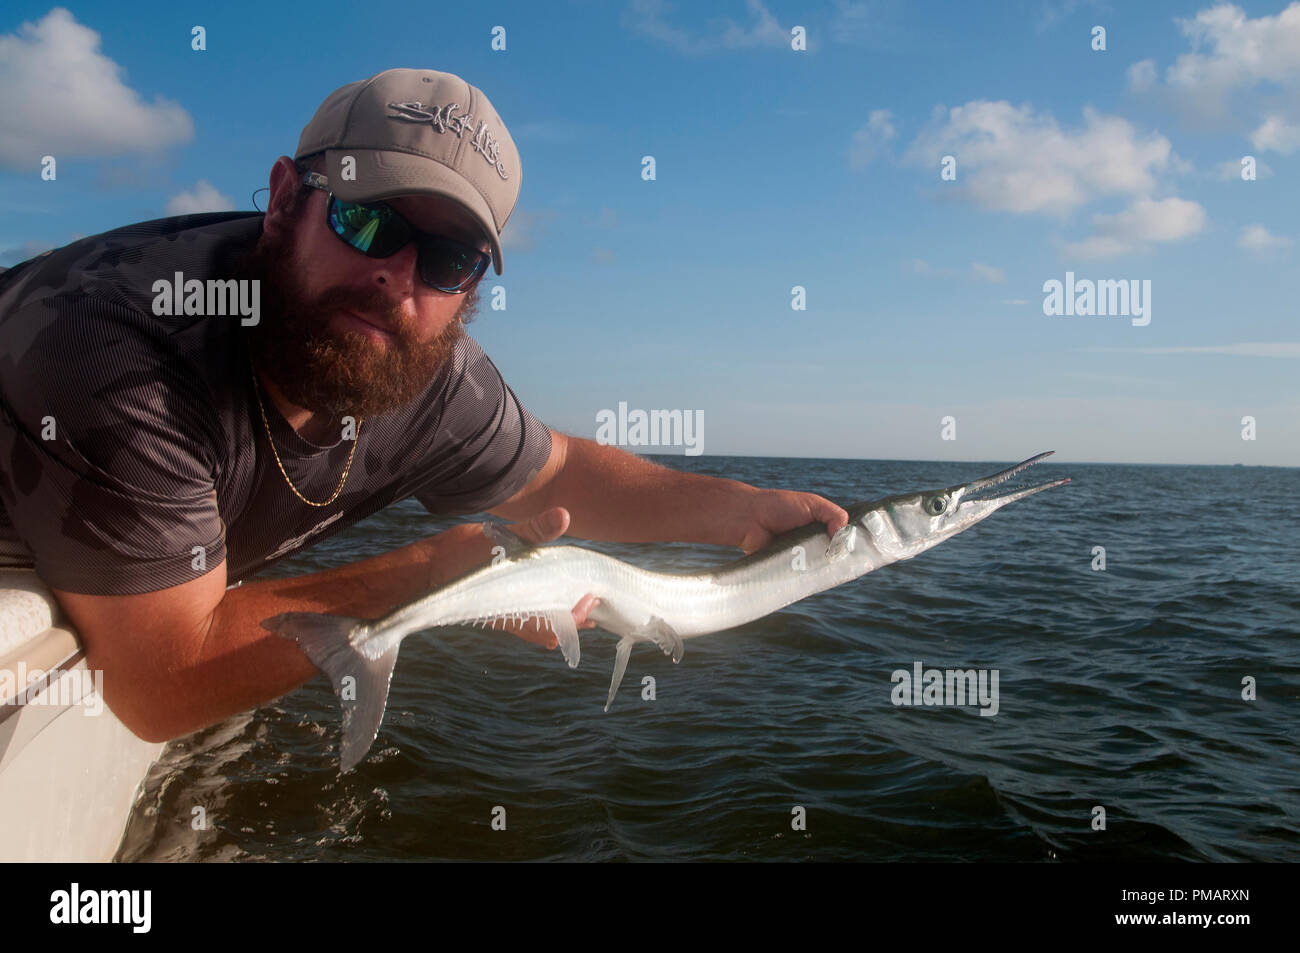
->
262, 611, 396, 773
632, 615, 684, 663
826, 524, 859, 561
541, 609, 581, 669
604, 636, 635, 712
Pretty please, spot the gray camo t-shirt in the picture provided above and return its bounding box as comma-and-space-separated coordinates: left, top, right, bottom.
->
0, 212, 551, 595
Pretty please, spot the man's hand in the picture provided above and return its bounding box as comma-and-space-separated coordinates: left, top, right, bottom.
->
478, 506, 599, 649
730, 488, 849, 555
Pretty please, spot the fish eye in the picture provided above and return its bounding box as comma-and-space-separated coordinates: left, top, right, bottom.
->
925, 495, 948, 516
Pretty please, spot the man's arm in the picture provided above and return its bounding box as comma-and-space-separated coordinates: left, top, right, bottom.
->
52, 513, 589, 743
490, 430, 849, 554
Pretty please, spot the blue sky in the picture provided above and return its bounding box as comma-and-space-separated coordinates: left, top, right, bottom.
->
1, 0, 1296, 465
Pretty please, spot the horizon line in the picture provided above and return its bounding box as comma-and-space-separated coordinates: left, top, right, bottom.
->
631, 450, 1296, 468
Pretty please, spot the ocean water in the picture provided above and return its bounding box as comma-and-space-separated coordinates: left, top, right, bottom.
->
116, 457, 1300, 862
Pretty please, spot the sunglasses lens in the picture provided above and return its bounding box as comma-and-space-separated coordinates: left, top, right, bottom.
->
326, 196, 488, 292
418, 237, 488, 293
328, 198, 407, 257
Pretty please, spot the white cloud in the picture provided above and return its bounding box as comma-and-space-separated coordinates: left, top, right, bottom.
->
624, 0, 789, 54
1237, 224, 1293, 251
970, 262, 1006, 283
0, 8, 193, 169
1250, 115, 1300, 154
1168, 4, 1300, 92
1129, 3, 1300, 118
1093, 196, 1206, 243
830, 0, 877, 44
623, 0, 701, 53
903, 258, 959, 278
1127, 59, 1158, 91
500, 206, 554, 253
720, 0, 789, 48
903, 258, 990, 280
849, 109, 895, 168
165, 181, 234, 216
829, 0, 903, 49
1035, 0, 1105, 33
904, 101, 1175, 215
901, 100, 1206, 261
1062, 235, 1136, 260
868, 109, 895, 139
1065, 196, 1206, 259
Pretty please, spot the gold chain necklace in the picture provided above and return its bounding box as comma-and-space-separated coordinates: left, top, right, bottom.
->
250, 362, 361, 507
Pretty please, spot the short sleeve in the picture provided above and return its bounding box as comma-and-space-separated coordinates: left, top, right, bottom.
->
413, 335, 552, 516
0, 295, 226, 595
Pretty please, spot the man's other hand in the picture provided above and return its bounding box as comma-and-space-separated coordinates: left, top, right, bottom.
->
478, 506, 599, 649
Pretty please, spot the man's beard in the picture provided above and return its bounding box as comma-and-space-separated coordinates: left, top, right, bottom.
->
241, 222, 480, 418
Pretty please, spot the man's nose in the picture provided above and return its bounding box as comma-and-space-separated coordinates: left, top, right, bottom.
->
369, 242, 419, 295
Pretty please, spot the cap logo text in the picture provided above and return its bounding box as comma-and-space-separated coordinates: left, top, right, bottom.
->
386, 101, 510, 180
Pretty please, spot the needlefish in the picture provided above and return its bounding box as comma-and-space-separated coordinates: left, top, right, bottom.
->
265, 451, 1068, 771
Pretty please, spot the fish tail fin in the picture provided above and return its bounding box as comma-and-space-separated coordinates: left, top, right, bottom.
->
262, 611, 397, 773
604, 636, 634, 712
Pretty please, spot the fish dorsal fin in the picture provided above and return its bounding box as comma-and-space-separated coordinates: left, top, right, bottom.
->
826, 524, 859, 561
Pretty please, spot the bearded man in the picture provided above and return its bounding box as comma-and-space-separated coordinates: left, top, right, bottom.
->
0, 69, 845, 745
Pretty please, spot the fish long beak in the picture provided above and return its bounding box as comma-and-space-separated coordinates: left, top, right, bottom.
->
954, 451, 1070, 508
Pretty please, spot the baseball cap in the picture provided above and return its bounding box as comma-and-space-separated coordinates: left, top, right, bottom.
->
295, 68, 521, 275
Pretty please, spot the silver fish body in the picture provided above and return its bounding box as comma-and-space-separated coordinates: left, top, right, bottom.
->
265, 452, 1068, 771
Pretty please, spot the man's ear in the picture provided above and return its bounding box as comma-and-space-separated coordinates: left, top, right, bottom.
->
263, 155, 301, 236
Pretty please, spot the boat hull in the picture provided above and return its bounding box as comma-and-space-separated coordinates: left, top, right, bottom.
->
0, 570, 162, 863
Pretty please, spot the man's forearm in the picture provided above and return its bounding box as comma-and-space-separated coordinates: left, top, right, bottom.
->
532, 436, 758, 547
86, 524, 497, 743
